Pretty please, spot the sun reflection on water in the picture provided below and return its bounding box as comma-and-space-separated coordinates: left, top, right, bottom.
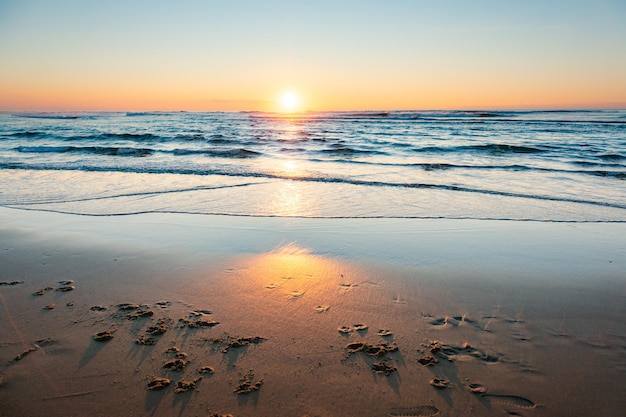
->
270, 181, 302, 216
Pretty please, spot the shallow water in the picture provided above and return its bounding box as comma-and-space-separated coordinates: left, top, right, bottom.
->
1, 110, 625, 221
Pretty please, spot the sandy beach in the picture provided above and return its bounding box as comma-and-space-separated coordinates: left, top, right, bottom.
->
0, 208, 624, 416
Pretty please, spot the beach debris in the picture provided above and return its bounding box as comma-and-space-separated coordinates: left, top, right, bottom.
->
14, 347, 38, 361
206, 335, 265, 353
93, 330, 116, 342
377, 329, 393, 337
32, 287, 54, 296
0, 280, 24, 286
198, 366, 215, 374
43, 304, 56, 310
174, 377, 202, 393
55, 285, 75, 292
163, 358, 188, 371
147, 377, 171, 390
371, 360, 397, 375
345, 342, 398, 357
90, 305, 107, 312
429, 377, 449, 389
234, 370, 263, 394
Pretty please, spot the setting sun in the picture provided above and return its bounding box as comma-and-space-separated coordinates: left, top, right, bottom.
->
279, 91, 300, 112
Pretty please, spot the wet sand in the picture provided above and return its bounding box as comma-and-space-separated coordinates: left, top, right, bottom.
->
0, 208, 625, 417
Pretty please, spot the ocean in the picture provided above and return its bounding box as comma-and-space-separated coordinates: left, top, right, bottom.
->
1, 110, 625, 222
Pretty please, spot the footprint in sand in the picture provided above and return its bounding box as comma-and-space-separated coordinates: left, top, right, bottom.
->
506, 317, 531, 342
147, 377, 171, 390
339, 274, 357, 289
338, 324, 369, 334
393, 296, 407, 304
467, 383, 539, 409
428, 317, 448, 327
389, 405, 439, 416
155, 301, 172, 308
265, 283, 277, 289
425, 314, 489, 332
288, 290, 305, 299
429, 377, 449, 389
481, 394, 539, 409
314, 305, 330, 313
0, 281, 24, 286
423, 340, 500, 363
466, 383, 487, 394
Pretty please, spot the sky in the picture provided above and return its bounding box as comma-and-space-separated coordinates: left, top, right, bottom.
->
0, 0, 625, 112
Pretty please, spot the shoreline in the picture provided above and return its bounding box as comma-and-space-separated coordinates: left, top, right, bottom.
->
1, 208, 625, 416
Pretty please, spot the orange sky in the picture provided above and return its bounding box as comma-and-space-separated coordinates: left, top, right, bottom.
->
1, 1, 625, 111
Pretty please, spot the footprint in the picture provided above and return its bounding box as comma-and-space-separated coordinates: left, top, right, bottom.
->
265, 283, 277, 289
426, 341, 499, 363
314, 305, 330, 313
288, 290, 305, 299
389, 405, 439, 416
338, 324, 368, 334
482, 394, 538, 409
339, 274, 357, 288
155, 301, 172, 308
429, 317, 448, 327
467, 383, 487, 394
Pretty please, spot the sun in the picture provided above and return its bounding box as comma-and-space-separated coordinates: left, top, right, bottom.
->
279, 91, 300, 113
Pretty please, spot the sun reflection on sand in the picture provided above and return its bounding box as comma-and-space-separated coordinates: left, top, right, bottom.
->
242, 243, 344, 302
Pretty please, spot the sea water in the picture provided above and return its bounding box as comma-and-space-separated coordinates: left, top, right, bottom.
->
1, 110, 625, 221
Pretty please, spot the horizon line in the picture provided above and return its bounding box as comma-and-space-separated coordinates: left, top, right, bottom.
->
2, 107, 626, 114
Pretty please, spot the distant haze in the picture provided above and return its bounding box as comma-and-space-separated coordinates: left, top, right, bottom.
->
1, 0, 625, 111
